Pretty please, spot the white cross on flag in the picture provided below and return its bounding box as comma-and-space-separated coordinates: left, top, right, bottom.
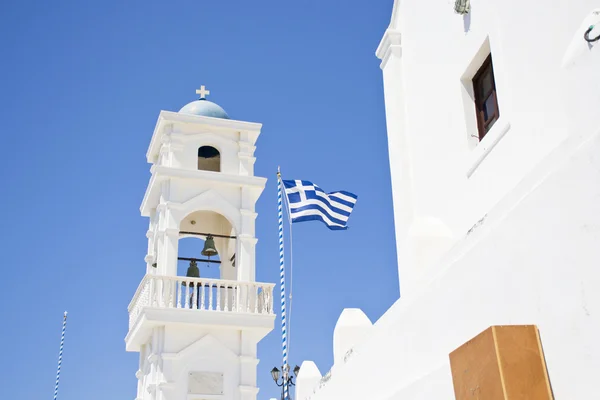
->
282, 180, 358, 230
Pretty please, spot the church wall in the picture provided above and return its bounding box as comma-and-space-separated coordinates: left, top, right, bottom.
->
302, 122, 600, 399
381, 0, 600, 293
297, 2, 600, 398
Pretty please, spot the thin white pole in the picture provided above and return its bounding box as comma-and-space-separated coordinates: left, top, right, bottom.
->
53, 312, 68, 400
277, 168, 289, 400
281, 175, 294, 361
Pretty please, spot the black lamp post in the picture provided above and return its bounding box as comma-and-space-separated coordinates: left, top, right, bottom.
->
270, 365, 300, 400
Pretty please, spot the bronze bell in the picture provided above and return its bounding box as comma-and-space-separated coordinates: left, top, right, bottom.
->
201, 235, 218, 257
186, 260, 200, 278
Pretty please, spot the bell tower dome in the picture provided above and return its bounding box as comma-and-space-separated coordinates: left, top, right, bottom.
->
126, 86, 274, 400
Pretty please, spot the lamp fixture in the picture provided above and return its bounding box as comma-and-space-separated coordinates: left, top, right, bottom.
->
270, 365, 300, 400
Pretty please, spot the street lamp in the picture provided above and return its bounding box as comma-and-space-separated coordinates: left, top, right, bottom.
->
270, 364, 300, 400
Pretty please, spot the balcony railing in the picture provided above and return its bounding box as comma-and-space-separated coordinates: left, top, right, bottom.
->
128, 274, 275, 329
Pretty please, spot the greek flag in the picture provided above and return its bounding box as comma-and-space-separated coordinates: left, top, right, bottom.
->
282, 180, 358, 230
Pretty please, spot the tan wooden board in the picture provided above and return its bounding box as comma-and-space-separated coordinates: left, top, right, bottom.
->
449, 325, 553, 400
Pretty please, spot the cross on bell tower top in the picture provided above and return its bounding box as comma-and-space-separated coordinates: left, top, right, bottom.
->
195, 85, 210, 99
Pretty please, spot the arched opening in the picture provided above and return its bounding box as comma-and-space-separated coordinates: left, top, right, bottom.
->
177, 236, 222, 280
178, 210, 236, 282
176, 210, 237, 311
197, 146, 221, 172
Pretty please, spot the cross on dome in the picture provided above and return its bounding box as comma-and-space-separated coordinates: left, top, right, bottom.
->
196, 85, 210, 99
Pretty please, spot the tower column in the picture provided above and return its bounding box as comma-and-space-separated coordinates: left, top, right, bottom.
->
236, 236, 257, 282
239, 332, 259, 386
155, 203, 180, 276
144, 209, 159, 273
236, 209, 257, 282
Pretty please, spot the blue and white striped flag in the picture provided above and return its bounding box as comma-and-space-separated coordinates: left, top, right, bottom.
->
282, 180, 358, 230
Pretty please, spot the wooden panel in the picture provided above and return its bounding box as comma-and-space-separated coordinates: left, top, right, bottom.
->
494, 325, 553, 399
449, 325, 553, 400
449, 326, 505, 399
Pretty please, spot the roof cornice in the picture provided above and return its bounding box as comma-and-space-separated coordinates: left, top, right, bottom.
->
140, 167, 267, 216
375, 29, 402, 70
145, 111, 263, 163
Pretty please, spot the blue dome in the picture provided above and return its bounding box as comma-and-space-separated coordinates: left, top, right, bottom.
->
178, 99, 230, 119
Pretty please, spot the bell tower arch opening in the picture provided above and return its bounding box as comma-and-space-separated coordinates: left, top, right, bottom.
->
177, 236, 222, 280
179, 210, 237, 282
197, 145, 221, 172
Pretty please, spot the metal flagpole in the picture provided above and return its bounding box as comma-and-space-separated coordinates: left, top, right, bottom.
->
54, 311, 68, 400
277, 168, 289, 400
282, 175, 294, 363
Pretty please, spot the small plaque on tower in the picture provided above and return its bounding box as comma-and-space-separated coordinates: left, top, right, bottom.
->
188, 371, 224, 395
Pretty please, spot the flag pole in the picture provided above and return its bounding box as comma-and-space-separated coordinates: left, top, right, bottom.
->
54, 311, 68, 400
282, 175, 294, 366
277, 167, 289, 400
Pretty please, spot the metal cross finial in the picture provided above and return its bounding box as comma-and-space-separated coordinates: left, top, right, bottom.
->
196, 85, 210, 99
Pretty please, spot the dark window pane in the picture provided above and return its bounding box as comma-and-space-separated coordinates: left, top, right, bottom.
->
483, 94, 496, 121
472, 54, 499, 140
479, 71, 494, 98
485, 115, 498, 133
198, 146, 220, 158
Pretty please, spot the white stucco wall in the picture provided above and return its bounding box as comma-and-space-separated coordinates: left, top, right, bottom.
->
297, 1, 600, 399
378, 0, 600, 298
302, 121, 600, 400
295, 361, 322, 400
332, 309, 372, 366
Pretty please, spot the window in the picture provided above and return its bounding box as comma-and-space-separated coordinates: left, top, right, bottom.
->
472, 55, 499, 140
198, 146, 220, 172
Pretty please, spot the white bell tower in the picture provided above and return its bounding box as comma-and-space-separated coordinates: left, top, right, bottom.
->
125, 87, 275, 400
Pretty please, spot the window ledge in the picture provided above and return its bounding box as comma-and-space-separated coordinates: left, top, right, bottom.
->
466, 120, 511, 177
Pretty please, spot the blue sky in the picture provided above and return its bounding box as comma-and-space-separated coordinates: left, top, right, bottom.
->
0, 1, 398, 399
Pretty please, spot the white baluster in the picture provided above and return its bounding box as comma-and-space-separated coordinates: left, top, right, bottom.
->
208, 282, 214, 310
200, 282, 205, 310
149, 277, 155, 307
156, 278, 160, 308
184, 282, 190, 309
163, 278, 168, 308
224, 284, 229, 312
176, 280, 182, 309
167, 279, 172, 308
246, 284, 250, 313
168, 280, 174, 308
216, 283, 221, 311
235, 284, 241, 312
191, 281, 198, 310
157, 277, 164, 307
231, 284, 236, 312
254, 285, 259, 314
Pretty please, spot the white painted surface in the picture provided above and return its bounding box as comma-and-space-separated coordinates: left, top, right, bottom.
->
127, 110, 273, 400
188, 371, 224, 395
332, 309, 372, 366
299, 0, 600, 399
295, 361, 322, 400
